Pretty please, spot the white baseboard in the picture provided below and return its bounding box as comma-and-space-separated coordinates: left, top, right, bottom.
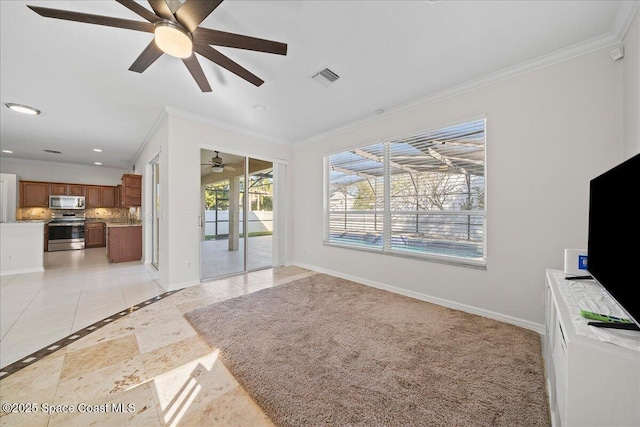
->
293, 261, 545, 335
0, 266, 45, 277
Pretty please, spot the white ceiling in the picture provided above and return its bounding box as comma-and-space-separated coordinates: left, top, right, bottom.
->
0, 0, 636, 169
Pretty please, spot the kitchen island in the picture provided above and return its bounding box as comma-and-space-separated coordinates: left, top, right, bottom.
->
0, 221, 45, 276
106, 222, 142, 263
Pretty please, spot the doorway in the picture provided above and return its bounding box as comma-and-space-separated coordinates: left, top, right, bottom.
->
199, 149, 274, 280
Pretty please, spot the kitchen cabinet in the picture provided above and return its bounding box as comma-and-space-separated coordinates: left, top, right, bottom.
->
49, 183, 85, 196
120, 174, 142, 207
101, 186, 115, 208
20, 181, 49, 207
85, 222, 106, 248
86, 186, 100, 208
86, 186, 116, 208
115, 185, 122, 208
107, 225, 142, 263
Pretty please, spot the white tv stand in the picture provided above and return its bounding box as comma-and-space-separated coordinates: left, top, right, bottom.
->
544, 269, 640, 426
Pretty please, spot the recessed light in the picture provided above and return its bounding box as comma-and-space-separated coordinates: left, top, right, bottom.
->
2, 150, 13, 154
253, 105, 266, 111
94, 162, 103, 166
5, 103, 40, 115
93, 148, 103, 152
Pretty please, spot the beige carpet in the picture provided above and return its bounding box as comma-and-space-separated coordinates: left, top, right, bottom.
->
184, 273, 550, 427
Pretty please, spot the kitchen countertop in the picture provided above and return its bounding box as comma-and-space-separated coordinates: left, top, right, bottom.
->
105, 222, 142, 228
86, 218, 142, 227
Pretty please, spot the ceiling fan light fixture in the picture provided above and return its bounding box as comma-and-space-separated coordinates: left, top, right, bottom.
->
154, 20, 193, 58
211, 165, 224, 173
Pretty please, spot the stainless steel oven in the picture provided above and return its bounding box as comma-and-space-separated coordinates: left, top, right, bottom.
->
48, 215, 86, 251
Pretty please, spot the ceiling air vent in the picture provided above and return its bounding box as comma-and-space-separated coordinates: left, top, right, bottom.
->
312, 67, 340, 87
44, 149, 62, 154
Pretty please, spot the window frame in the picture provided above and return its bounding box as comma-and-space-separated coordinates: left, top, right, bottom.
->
323, 115, 487, 269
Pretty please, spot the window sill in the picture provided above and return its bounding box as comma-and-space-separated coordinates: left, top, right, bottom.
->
323, 240, 487, 270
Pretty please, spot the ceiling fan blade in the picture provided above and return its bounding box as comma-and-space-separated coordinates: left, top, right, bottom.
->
193, 28, 287, 56
27, 5, 154, 33
224, 165, 236, 171
174, 0, 223, 33
148, 0, 176, 22
115, 0, 159, 23
182, 55, 212, 92
129, 40, 164, 73
194, 44, 264, 87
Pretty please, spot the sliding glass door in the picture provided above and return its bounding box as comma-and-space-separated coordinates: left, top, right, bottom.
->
247, 158, 273, 271
199, 150, 276, 281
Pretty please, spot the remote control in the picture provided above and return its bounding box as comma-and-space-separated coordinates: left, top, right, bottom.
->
579, 310, 632, 324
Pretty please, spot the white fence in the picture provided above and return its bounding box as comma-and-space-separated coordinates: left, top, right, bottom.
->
204, 210, 273, 236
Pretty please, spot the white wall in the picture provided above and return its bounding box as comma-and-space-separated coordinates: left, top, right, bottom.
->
623, 6, 640, 158
0, 173, 18, 222
133, 110, 293, 290
0, 157, 127, 185
0, 222, 44, 275
292, 47, 623, 329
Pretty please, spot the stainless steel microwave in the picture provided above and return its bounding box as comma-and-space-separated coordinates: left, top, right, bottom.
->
49, 195, 85, 210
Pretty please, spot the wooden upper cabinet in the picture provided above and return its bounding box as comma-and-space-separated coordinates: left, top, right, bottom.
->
85, 186, 101, 208
86, 186, 116, 208
49, 183, 86, 196
114, 185, 120, 208
121, 174, 142, 207
69, 184, 86, 196
21, 180, 119, 209
101, 186, 115, 208
20, 181, 50, 207
49, 183, 68, 196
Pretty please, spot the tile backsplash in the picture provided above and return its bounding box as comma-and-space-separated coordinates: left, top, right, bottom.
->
17, 207, 139, 221
16, 208, 50, 220
85, 208, 138, 221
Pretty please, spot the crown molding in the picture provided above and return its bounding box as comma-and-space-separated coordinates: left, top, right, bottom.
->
130, 106, 169, 171
611, 0, 639, 39
163, 106, 288, 146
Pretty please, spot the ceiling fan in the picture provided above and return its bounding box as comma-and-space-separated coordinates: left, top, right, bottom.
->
27, 0, 287, 92
202, 151, 240, 173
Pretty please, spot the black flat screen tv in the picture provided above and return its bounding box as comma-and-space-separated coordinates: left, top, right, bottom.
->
587, 153, 640, 329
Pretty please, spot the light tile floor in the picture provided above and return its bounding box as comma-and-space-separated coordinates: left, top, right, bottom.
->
1, 248, 164, 368
0, 247, 316, 426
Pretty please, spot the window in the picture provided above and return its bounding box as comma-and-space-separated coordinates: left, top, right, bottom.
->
325, 118, 486, 267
